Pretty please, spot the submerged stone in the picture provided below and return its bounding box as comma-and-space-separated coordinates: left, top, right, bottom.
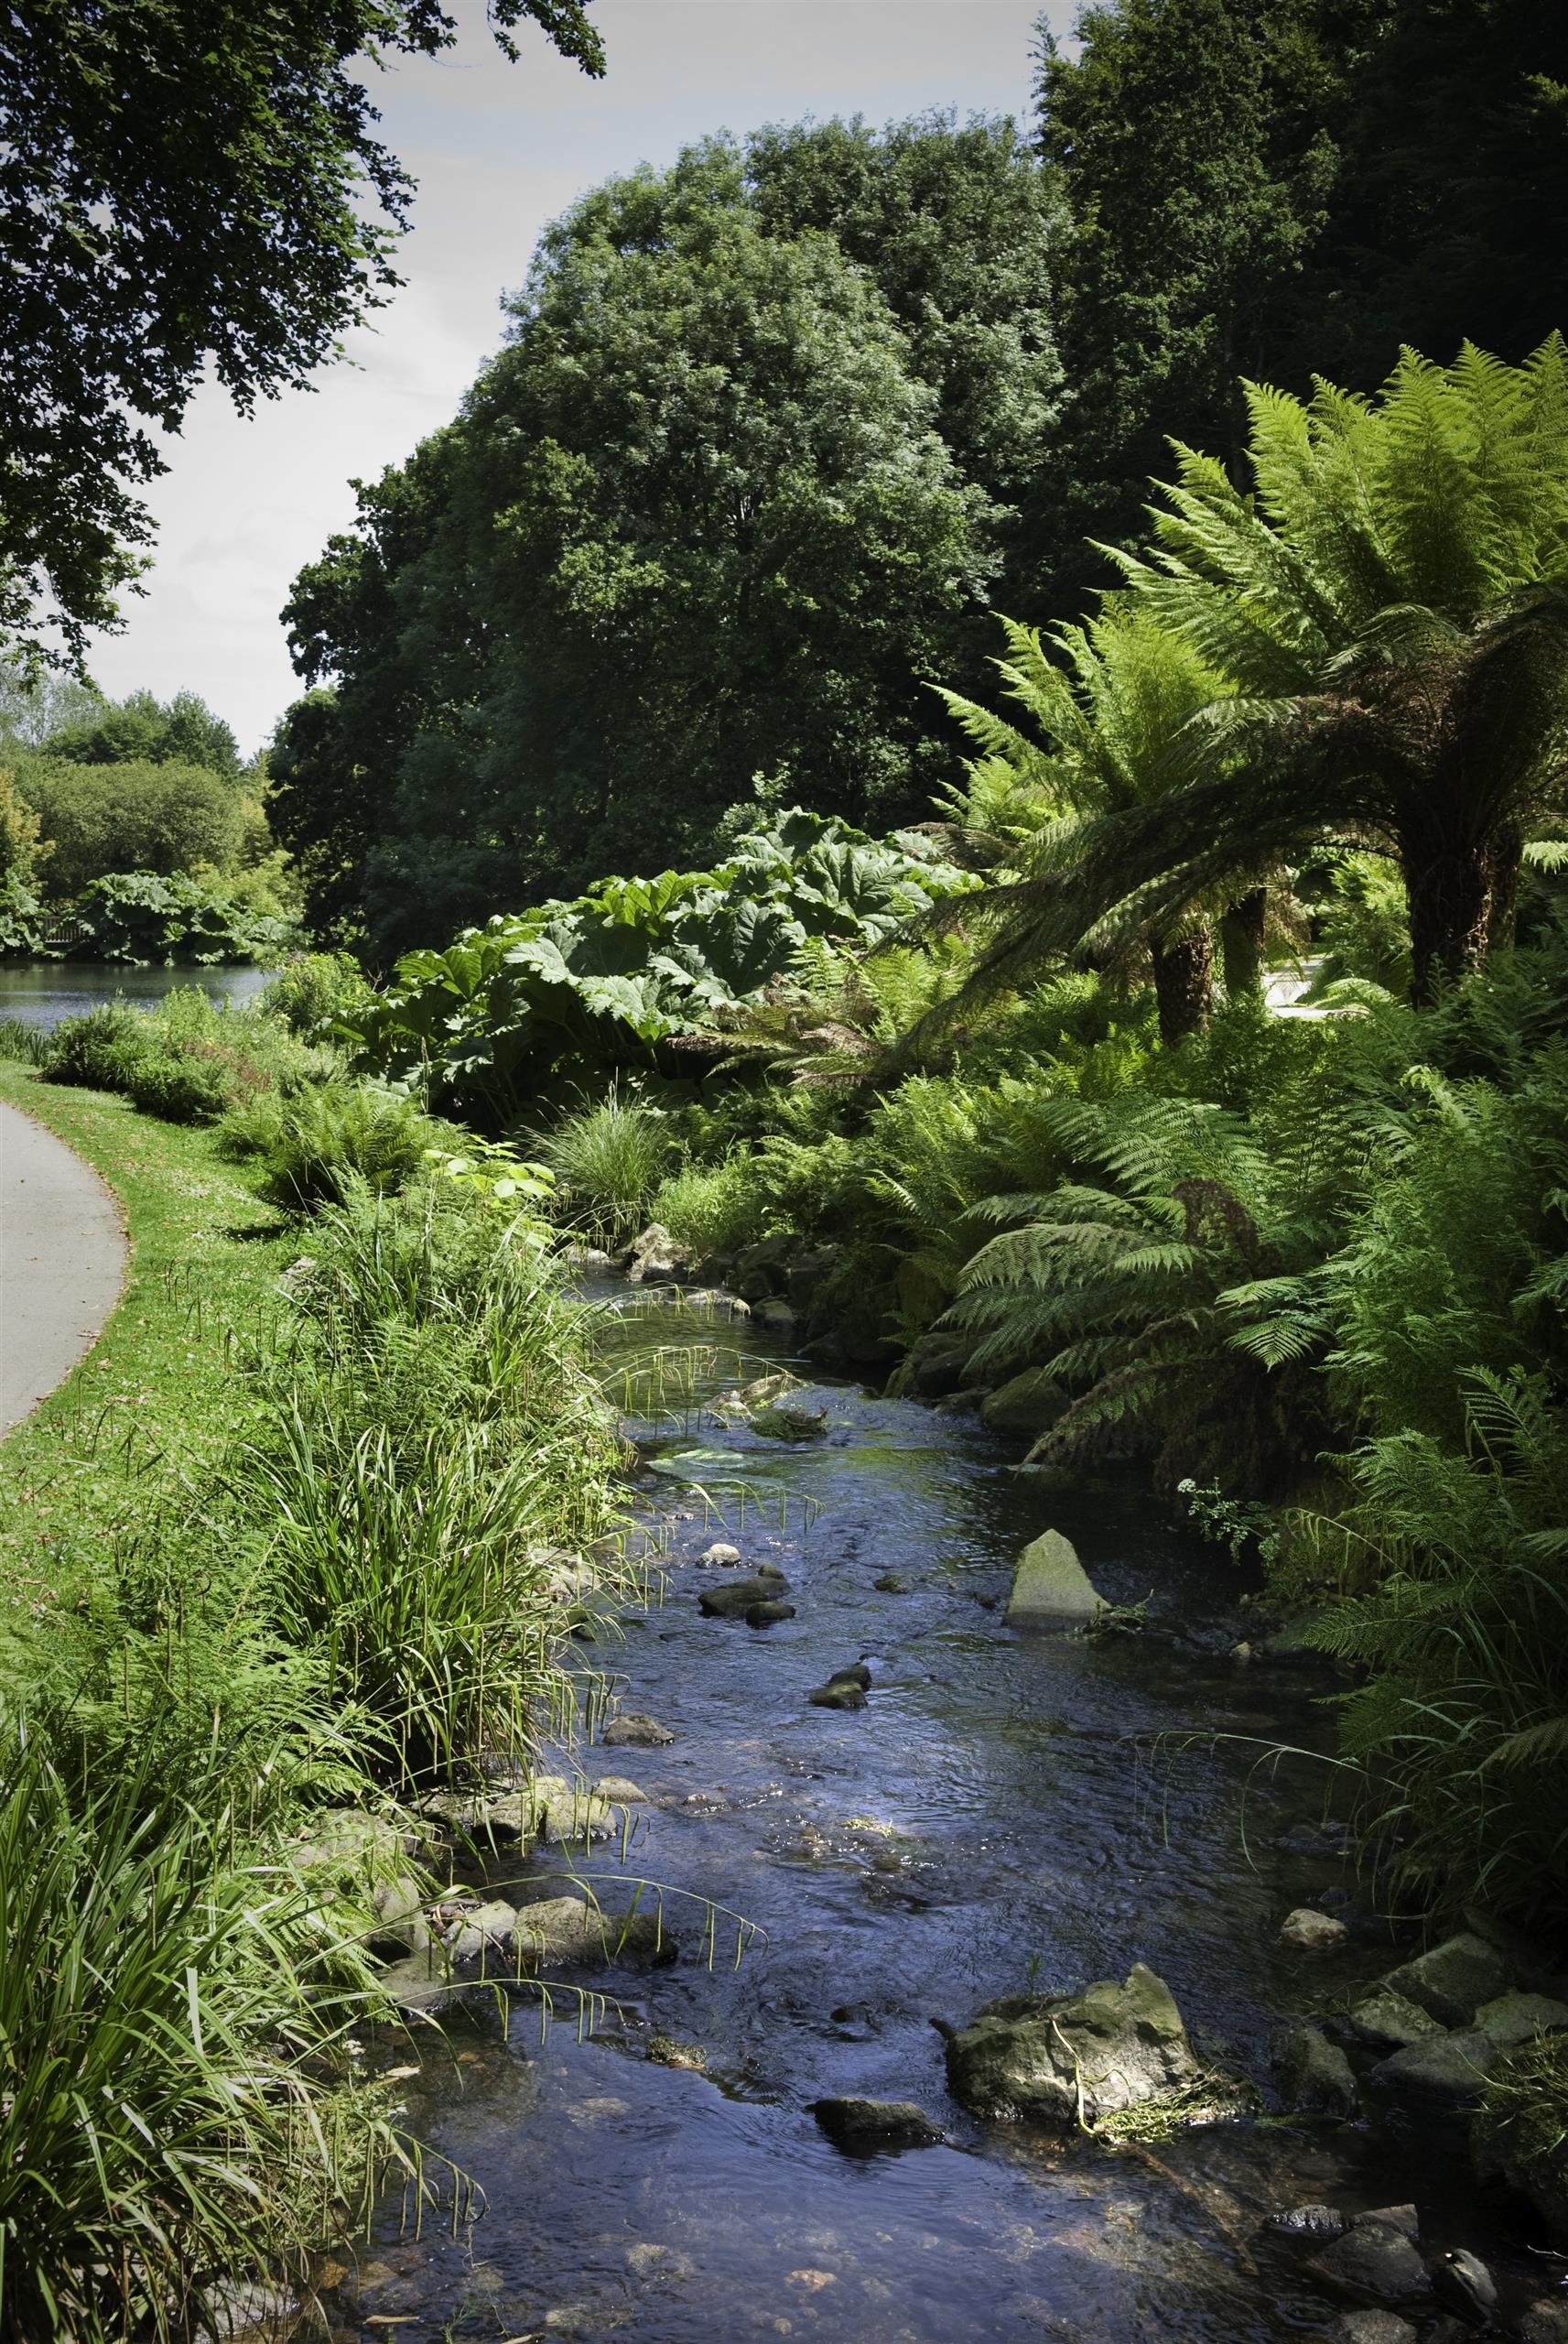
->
700, 1571, 793, 1619
1005, 1529, 1103, 1630
602, 1711, 675, 1747
810, 2098, 944, 2153
1263, 2203, 1351, 2244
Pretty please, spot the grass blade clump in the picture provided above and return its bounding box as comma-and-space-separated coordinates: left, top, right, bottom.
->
534, 1085, 671, 1244
244, 1181, 622, 1782
0, 1726, 408, 2344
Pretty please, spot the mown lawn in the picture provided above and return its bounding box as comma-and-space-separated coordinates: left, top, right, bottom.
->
0, 1065, 295, 1602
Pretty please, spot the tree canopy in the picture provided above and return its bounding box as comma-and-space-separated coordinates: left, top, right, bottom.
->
275, 118, 1051, 959
1029, 0, 1568, 601
36, 689, 241, 780
0, 0, 605, 665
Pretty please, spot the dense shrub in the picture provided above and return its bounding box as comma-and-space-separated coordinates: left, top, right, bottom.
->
248, 1085, 437, 1210
15, 758, 244, 894
259, 950, 374, 1037
44, 990, 320, 1125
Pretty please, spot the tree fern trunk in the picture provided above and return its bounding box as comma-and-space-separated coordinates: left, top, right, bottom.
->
1151, 928, 1213, 1045
1403, 840, 1493, 1005
1486, 826, 1523, 954
1220, 887, 1267, 998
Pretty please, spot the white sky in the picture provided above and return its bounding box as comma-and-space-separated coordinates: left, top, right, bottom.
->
81, 0, 1068, 756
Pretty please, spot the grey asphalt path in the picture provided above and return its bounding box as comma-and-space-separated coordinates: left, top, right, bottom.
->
0, 1098, 127, 1437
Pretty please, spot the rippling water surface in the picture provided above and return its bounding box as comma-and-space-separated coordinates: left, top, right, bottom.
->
357, 1291, 1529, 2342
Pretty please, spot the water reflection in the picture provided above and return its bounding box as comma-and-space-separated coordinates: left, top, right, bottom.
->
0, 958, 272, 1031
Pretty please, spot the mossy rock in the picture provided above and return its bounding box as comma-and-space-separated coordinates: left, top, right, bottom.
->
979, 1371, 1066, 1440
944, 1962, 1239, 2132
1005, 1529, 1103, 1629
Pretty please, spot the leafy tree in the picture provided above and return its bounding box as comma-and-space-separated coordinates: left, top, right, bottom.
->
741, 113, 1063, 526
1029, 0, 1363, 597
1307, 0, 1568, 387
15, 760, 245, 896
1029, 0, 1568, 601
276, 179, 993, 958
40, 689, 241, 779
0, 0, 605, 665
0, 772, 49, 885
980, 340, 1568, 1006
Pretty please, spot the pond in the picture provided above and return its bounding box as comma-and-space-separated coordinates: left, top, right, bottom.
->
350, 1288, 1534, 2344
0, 959, 274, 1032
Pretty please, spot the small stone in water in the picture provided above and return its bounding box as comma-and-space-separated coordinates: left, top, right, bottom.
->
1280, 1905, 1349, 1950
593, 1776, 649, 1803
1264, 2203, 1350, 2243
873, 1571, 910, 1593
602, 1712, 676, 1748
698, 1542, 741, 1568
745, 1601, 796, 1627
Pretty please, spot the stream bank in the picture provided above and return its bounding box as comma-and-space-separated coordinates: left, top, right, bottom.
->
343, 1285, 1563, 2344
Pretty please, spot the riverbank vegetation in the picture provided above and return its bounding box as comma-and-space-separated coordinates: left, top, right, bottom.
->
316, 337, 1568, 2235
0, 1026, 623, 2328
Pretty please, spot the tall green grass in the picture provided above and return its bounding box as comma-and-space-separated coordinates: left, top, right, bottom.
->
242, 1183, 622, 1782
0, 1729, 408, 2344
534, 1085, 670, 1243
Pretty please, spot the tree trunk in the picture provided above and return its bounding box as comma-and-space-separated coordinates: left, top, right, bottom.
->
1402, 839, 1494, 1006
1220, 887, 1268, 999
1151, 927, 1214, 1046
1486, 825, 1523, 954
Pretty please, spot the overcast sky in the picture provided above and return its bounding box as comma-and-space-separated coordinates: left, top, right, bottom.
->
81, 0, 1071, 755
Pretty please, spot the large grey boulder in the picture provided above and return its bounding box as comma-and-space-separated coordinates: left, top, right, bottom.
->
1345, 1989, 1444, 2053
1276, 2023, 1358, 2116
510, 1894, 676, 1970
945, 1963, 1216, 2129
1379, 1934, 1508, 2027
1369, 2027, 1499, 2108
1308, 2218, 1431, 2306
626, 1224, 690, 1285
981, 1373, 1065, 1441
1005, 1529, 1103, 1630
1472, 1990, 1568, 2048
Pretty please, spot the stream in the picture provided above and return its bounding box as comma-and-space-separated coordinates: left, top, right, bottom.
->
353, 1286, 1532, 2343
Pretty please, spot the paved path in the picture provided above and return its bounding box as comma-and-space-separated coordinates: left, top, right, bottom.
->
0, 1099, 127, 1437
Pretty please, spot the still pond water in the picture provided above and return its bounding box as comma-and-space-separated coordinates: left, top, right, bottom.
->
346, 1290, 1540, 2344
0, 959, 271, 1031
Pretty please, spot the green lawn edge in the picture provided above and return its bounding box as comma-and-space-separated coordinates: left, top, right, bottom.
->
0, 1063, 295, 1591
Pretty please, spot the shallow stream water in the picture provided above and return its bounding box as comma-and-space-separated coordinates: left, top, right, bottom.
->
355, 1288, 1539, 2342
